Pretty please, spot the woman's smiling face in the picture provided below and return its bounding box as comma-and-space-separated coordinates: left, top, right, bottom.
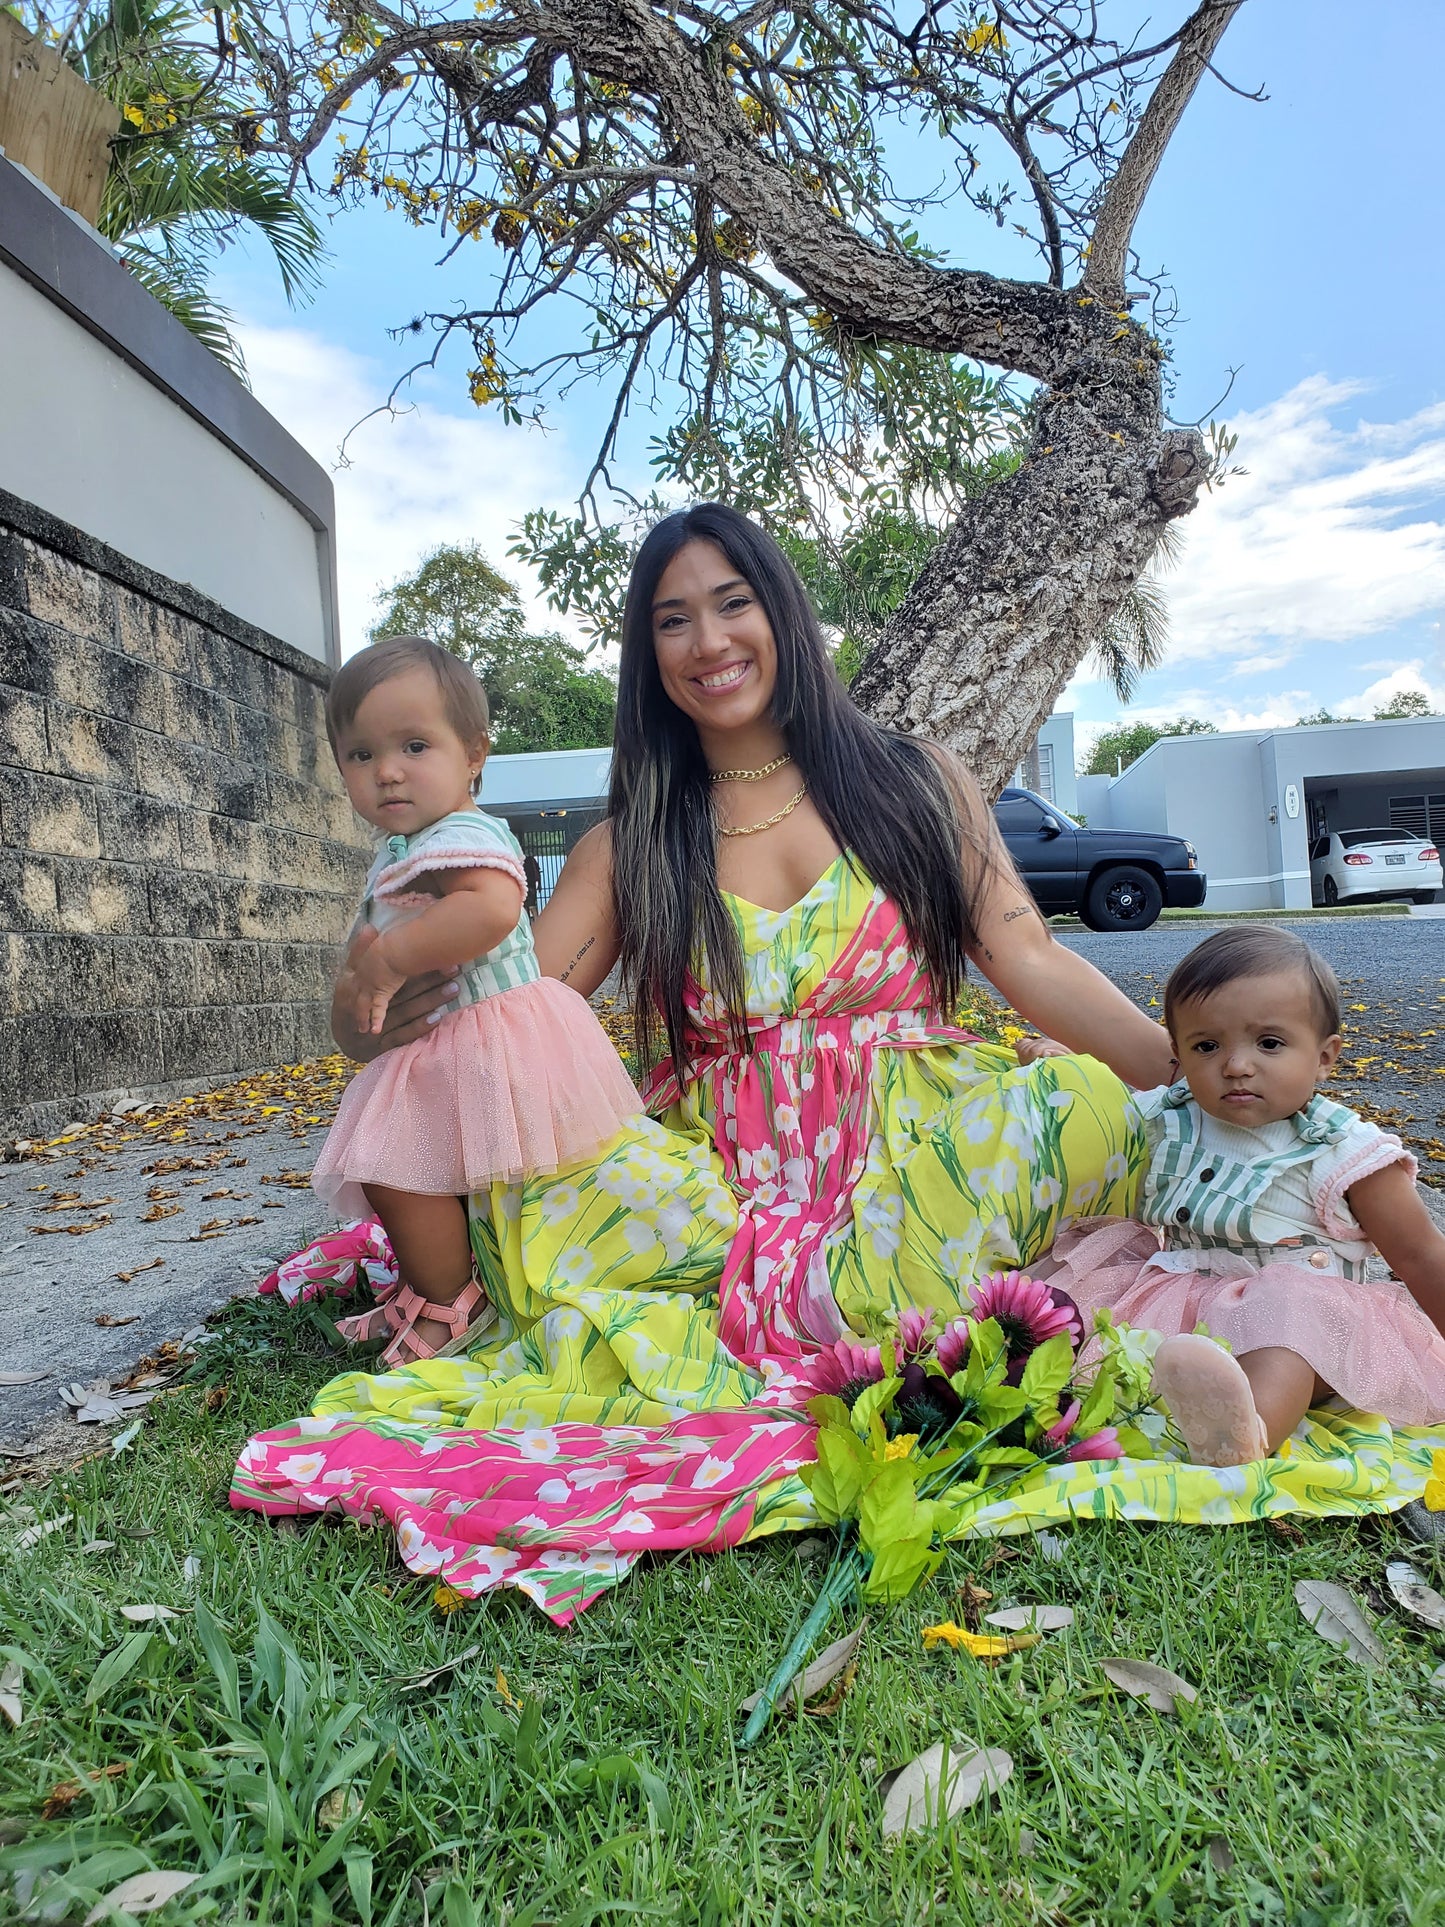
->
650, 539, 779, 735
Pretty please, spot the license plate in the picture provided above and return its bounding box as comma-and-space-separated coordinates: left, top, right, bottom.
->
1385, 854, 1405, 865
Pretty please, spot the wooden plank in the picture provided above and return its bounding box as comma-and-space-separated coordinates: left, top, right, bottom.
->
0, 13, 120, 230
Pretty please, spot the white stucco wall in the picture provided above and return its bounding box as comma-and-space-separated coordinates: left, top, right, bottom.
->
0, 262, 331, 661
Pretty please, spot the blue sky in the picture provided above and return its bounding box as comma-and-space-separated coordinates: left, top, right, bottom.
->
216, 0, 1445, 754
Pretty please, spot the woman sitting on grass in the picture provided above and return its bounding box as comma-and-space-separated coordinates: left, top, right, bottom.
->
234, 504, 1177, 1606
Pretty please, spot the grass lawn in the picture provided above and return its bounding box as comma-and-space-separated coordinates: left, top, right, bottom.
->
4, 1294, 1445, 1926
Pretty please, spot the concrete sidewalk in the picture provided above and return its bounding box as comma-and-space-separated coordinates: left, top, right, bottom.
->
0, 1069, 341, 1460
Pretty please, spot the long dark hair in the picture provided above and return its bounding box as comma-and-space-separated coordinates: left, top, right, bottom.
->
609, 503, 995, 1075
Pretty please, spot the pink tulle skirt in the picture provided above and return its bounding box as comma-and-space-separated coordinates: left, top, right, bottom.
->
1048, 1218, 1445, 1428
312, 978, 643, 1221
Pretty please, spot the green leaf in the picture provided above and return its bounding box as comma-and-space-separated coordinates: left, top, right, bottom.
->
977, 1446, 1040, 1468
975, 1387, 1029, 1428
862, 1536, 943, 1604
804, 1425, 870, 1523
806, 1394, 853, 1431
858, 1460, 922, 1556
1114, 1424, 1155, 1459
84, 1629, 153, 1706
1074, 1371, 1117, 1436
1020, 1335, 1074, 1411
850, 1375, 901, 1436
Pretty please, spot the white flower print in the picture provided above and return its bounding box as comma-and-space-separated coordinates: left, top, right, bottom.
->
752, 1145, 780, 1182
800, 1068, 815, 1091
555, 1246, 596, 1285
540, 1184, 580, 1225
1046, 1090, 1075, 1112
1033, 1177, 1062, 1209
886, 945, 910, 973
393, 1487, 438, 1503
544, 1306, 586, 1341
275, 1452, 326, 1485
851, 1014, 878, 1044
596, 1159, 631, 1197
623, 1217, 660, 1255
814, 1126, 841, 1160
498, 1185, 523, 1221
754, 1182, 780, 1207
1001, 1117, 1032, 1152
1068, 1181, 1100, 1210
893, 1097, 924, 1124
632, 1483, 671, 1502
774, 1102, 801, 1135
857, 950, 883, 975
1103, 1152, 1130, 1185
938, 1238, 973, 1281
395, 1519, 447, 1572
657, 1198, 694, 1240
465, 1548, 522, 1583
296, 1415, 340, 1437
782, 1156, 811, 1202
963, 1109, 996, 1145
612, 1510, 657, 1535
516, 1427, 563, 1461
691, 1453, 735, 1490
746, 956, 788, 1015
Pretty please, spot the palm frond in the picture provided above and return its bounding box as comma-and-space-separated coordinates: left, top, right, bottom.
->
118, 245, 249, 381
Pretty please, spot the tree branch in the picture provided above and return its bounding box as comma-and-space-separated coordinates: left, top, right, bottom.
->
1084, 0, 1245, 297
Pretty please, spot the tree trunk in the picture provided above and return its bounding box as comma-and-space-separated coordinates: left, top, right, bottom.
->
852, 368, 1206, 795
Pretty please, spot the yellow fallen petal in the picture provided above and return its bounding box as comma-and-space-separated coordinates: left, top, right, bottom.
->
921, 1621, 1036, 1658
432, 1582, 466, 1614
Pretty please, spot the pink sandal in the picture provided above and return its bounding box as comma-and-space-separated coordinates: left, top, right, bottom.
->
379, 1273, 496, 1370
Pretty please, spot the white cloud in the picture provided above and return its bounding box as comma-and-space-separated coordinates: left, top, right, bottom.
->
1163, 376, 1445, 663
235, 321, 582, 654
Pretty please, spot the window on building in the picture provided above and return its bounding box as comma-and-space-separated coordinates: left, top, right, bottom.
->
1390, 794, 1445, 841
1036, 742, 1055, 802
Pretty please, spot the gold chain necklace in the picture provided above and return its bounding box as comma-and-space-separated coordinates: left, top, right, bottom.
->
708, 753, 793, 784
717, 785, 808, 838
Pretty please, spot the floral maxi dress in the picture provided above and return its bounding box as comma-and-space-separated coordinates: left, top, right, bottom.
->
232, 855, 1143, 1620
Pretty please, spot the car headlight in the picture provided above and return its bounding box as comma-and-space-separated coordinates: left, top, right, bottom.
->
1183, 841, 1197, 869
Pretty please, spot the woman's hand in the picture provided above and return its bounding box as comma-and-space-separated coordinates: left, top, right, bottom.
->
331, 925, 459, 1062
1013, 1034, 1072, 1065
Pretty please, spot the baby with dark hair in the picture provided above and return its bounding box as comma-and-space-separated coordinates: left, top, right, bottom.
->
1045, 925, 1445, 1464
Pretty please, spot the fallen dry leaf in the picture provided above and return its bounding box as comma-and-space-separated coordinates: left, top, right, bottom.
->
495, 1668, 524, 1711
120, 1604, 181, 1623
397, 1642, 483, 1693
95, 1314, 139, 1328
42, 1763, 128, 1819
1294, 1579, 1385, 1667
0, 1370, 50, 1385
85, 1870, 199, 1922
881, 1742, 1013, 1838
1267, 1517, 1306, 1544
140, 1204, 182, 1223
116, 1258, 165, 1283
985, 1604, 1075, 1634
1099, 1657, 1198, 1713
739, 1624, 866, 1718
1385, 1560, 1445, 1632
955, 1578, 993, 1626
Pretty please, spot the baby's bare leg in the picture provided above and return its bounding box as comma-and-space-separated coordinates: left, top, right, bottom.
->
363, 1185, 473, 1349
1237, 1347, 1324, 1454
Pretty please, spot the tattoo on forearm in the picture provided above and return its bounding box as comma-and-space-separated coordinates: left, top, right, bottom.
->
559, 935, 596, 983
1002, 904, 1033, 924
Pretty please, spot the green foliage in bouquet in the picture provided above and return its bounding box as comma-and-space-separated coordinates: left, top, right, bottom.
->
741, 1275, 1159, 1745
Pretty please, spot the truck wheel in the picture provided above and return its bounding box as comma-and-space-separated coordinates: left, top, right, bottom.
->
1082, 867, 1164, 932
1322, 876, 1338, 906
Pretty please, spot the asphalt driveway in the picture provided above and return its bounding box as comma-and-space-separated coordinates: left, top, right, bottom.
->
1052, 916, 1445, 1184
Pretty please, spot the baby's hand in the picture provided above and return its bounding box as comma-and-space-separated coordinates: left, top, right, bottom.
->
350, 936, 410, 1036
1014, 1034, 1071, 1065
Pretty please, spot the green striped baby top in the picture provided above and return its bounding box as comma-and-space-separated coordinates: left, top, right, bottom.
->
362, 807, 539, 1006
1135, 1081, 1413, 1283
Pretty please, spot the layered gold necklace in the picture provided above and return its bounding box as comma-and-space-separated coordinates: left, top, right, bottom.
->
710, 753, 807, 839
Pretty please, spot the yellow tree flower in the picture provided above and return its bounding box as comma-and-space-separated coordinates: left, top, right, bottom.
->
1423, 1451, 1445, 1512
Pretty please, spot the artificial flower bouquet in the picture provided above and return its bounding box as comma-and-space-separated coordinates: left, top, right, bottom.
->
740, 1271, 1160, 1744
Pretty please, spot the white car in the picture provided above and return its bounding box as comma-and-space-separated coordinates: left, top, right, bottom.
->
1309, 828, 1442, 906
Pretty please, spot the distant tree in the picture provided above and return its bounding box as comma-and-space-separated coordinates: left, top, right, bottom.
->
1295, 707, 1360, 727
1082, 715, 1216, 777
1373, 690, 1437, 720
370, 543, 616, 755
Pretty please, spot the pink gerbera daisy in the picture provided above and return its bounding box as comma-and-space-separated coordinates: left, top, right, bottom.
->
806, 1339, 885, 1408
967, 1271, 1084, 1372
936, 1317, 972, 1378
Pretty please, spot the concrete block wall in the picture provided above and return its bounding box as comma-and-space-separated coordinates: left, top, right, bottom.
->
0, 488, 369, 1138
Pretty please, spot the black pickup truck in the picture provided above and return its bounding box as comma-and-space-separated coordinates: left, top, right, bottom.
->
994, 787, 1207, 931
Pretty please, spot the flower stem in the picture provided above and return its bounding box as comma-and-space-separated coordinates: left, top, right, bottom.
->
739, 1539, 865, 1749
